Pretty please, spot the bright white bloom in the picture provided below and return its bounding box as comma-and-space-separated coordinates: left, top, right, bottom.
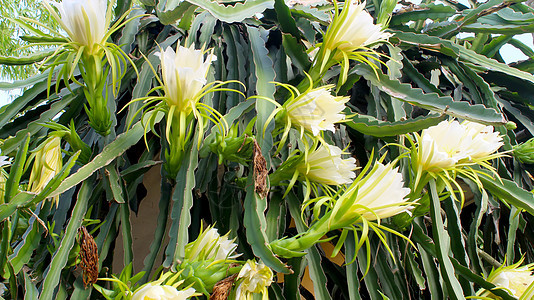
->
184, 226, 240, 261
285, 85, 349, 136
492, 269, 534, 298
298, 144, 357, 185
44, 0, 108, 53
0, 155, 10, 168
419, 120, 466, 171
332, 162, 412, 224
156, 45, 216, 113
0, 282, 5, 297
481, 261, 534, 299
323, 1, 389, 53
460, 121, 504, 160
418, 120, 503, 172
235, 260, 273, 300
132, 284, 196, 300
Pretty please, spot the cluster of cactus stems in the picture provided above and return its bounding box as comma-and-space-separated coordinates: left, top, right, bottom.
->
2, 0, 534, 299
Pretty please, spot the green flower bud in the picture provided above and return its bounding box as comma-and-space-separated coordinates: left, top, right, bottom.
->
177, 260, 241, 295
27, 135, 63, 206
0, 169, 7, 205
209, 134, 254, 165
514, 138, 534, 164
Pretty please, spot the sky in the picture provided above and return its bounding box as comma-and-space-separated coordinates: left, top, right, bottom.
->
1, 0, 533, 106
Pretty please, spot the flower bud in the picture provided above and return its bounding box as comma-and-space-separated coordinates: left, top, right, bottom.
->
209, 134, 254, 165
0, 169, 6, 205
514, 138, 534, 164
28, 136, 63, 206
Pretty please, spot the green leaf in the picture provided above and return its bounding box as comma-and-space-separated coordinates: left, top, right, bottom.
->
428, 180, 466, 300
1, 89, 79, 155
49, 112, 163, 198
274, 0, 301, 39
390, 4, 456, 26
247, 25, 276, 166
23, 268, 39, 300
118, 9, 145, 54
395, 31, 534, 85
0, 70, 50, 90
345, 112, 448, 137
156, 0, 196, 25
105, 164, 125, 204
0, 193, 34, 222
119, 202, 133, 268
353, 64, 506, 125
121, 160, 161, 183
287, 192, 331, 299
282, 34, 312, 71
462, 22, 534, 34
4, 134, 30, 203
442, 197, 474, 295
0, 81, 49, 128
40, 177, 94, 299
141, 178, 171, 283
244, 174, 290, 274
184, 0, 274, 23
344, 232, 361, 300
0, 49, 56, 65
479, 172, 534, 216
10, 211, 43, 275
164, 137, 199, 265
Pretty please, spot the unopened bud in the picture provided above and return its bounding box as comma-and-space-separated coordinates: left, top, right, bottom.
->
514, 138, 534, 164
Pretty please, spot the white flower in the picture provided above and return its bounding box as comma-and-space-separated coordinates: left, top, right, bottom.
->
156, 45, 216, 113
185, 227, 240, 261
482, 261, 534, 299
234, 260, 273, 300
0, 282, 5, 296
419, 120, 466, 171
285, 85, 349, 136
323, 1, 389, 53
44, 0, 108, 53
332, 162, 412, 224
132, 284, 196, 300
0, 154, 10, 168
460, 121, 503, 160
418, 120, 503, 172
298, 144, 357, 185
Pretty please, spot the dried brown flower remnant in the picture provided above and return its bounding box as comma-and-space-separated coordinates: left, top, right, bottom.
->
253, 140, 268, 198
210, 274, 238, 300
78, 226, 99, 287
